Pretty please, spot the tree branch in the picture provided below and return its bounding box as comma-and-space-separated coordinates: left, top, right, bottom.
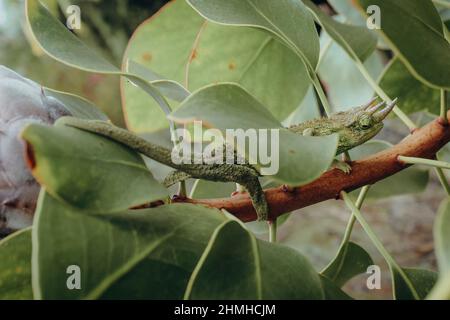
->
173, 114, 450, 222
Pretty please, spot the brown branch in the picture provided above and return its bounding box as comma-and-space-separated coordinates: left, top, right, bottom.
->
173, 115, 450, 222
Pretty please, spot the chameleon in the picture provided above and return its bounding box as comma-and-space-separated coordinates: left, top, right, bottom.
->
61, 97, 396, 221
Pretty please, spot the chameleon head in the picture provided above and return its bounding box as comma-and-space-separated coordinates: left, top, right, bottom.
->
336, 97, 398, 153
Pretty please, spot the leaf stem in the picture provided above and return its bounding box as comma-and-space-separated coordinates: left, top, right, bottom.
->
398, 156, 450, 170
435, 168, 450, 196
321, 185, 370, 276
432, 0, 450, 9
341, 191, 420, 300
354, 60, 417, 131
312, 74, 332, 117
341, 186, 371, 245
268, 219, 277, 243
441, 90, 448, 125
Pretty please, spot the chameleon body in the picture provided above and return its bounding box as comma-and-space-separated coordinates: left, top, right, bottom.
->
61, 97, 396, 221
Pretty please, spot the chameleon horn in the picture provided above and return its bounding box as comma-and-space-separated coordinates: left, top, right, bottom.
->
367, 101, 386, 114
373, 98, 398, 121
364, 96, 379, 110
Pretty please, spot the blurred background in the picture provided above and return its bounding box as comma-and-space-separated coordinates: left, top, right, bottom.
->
1, 0, 448, 299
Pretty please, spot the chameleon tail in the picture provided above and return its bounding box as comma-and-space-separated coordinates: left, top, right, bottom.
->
240, 176, 269, 221
164, 170, 191, 187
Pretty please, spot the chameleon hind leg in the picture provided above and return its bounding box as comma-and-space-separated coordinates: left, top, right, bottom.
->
240, 176, 269, 221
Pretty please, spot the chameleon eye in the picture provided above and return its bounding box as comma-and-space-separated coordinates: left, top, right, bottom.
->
359, 115, 372, 129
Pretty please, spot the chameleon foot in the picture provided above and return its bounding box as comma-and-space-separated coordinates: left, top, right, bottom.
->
332, 159, 352, 174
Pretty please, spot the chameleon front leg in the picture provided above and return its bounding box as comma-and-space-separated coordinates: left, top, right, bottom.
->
331, 159, 352, 174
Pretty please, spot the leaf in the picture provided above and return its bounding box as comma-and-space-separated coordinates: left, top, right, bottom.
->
357, 0, 450, 89
43, 88, 109, 120
317, 30, 383, 111
190, 180, 236, 199
282, 86, 321, 126
0, 228, 33, 300
322, 241, 373, 287
26, 0, 118, 72
33, 192, 228, 299
170, 83, 339, 185
25, 0, 176, 129
349, 140, 429, 199
184, 220, 324, 299
435, 199, 450, 273
187, 0, 320, 70
428, 199, 450, 299
126, 60, 190, 103
123, 0, 311, 132
379, 58, 442, 115
320, 275, 353, 300
341, 192, 424, 300
21, 122, 167, 213
303, 0, 377, 62
394, 268, 438, 300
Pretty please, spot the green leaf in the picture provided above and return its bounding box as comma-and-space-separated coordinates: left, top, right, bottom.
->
0, 228, 33, 300
123, 0, 311, 132
126, 60, 190, 103
26, 0, 117, 72
33, 192, 228, 299
357, 0, 450, 89
428, 199, 450, 299
395, 268, 438, 300
349, 140, 429, 199
21, 122, 167, 213
184, 220, 324, 299
320, 275, 353, 300
303, 0, 377, 62
341, 192, 423, 300
186, 0, 320, 69
25, 0, 176, 129
435, 199, 450, 273
170, 83, 339, 185
379, 58, 442, 115
317, 30, 383, 111
43, 88, 109, 120
322, 241, 373, 287
190, 180, 236, 199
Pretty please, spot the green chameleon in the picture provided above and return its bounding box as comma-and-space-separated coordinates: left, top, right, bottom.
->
61, 97, 396, 221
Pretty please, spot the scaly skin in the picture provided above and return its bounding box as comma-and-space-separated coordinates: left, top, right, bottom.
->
61, 97, 396, 221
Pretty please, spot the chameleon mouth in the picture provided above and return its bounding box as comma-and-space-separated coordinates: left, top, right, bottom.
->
367, 98, 398, 122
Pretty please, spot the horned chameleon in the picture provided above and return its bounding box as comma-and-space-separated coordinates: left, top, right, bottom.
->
61, 97, 396, 221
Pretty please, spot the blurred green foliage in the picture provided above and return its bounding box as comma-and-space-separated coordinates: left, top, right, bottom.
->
0, 0, 169, 127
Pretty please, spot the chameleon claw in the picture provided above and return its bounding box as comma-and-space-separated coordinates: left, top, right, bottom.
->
332, 159, 352, 174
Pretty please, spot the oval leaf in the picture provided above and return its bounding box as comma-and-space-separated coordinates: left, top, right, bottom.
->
0, 228, 32, 300
187, 0, 319, 69
357, 0, 450, 89
33, 192, 228, 299
303, 0, 377, 62
322, 241, 373, 287
43, 88, 109, 120
21, 122, 167, 213
184, 220, 324, 299
122, 0, 311, 132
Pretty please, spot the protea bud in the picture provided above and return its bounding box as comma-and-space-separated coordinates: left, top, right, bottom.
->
0, 66, 70, 237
